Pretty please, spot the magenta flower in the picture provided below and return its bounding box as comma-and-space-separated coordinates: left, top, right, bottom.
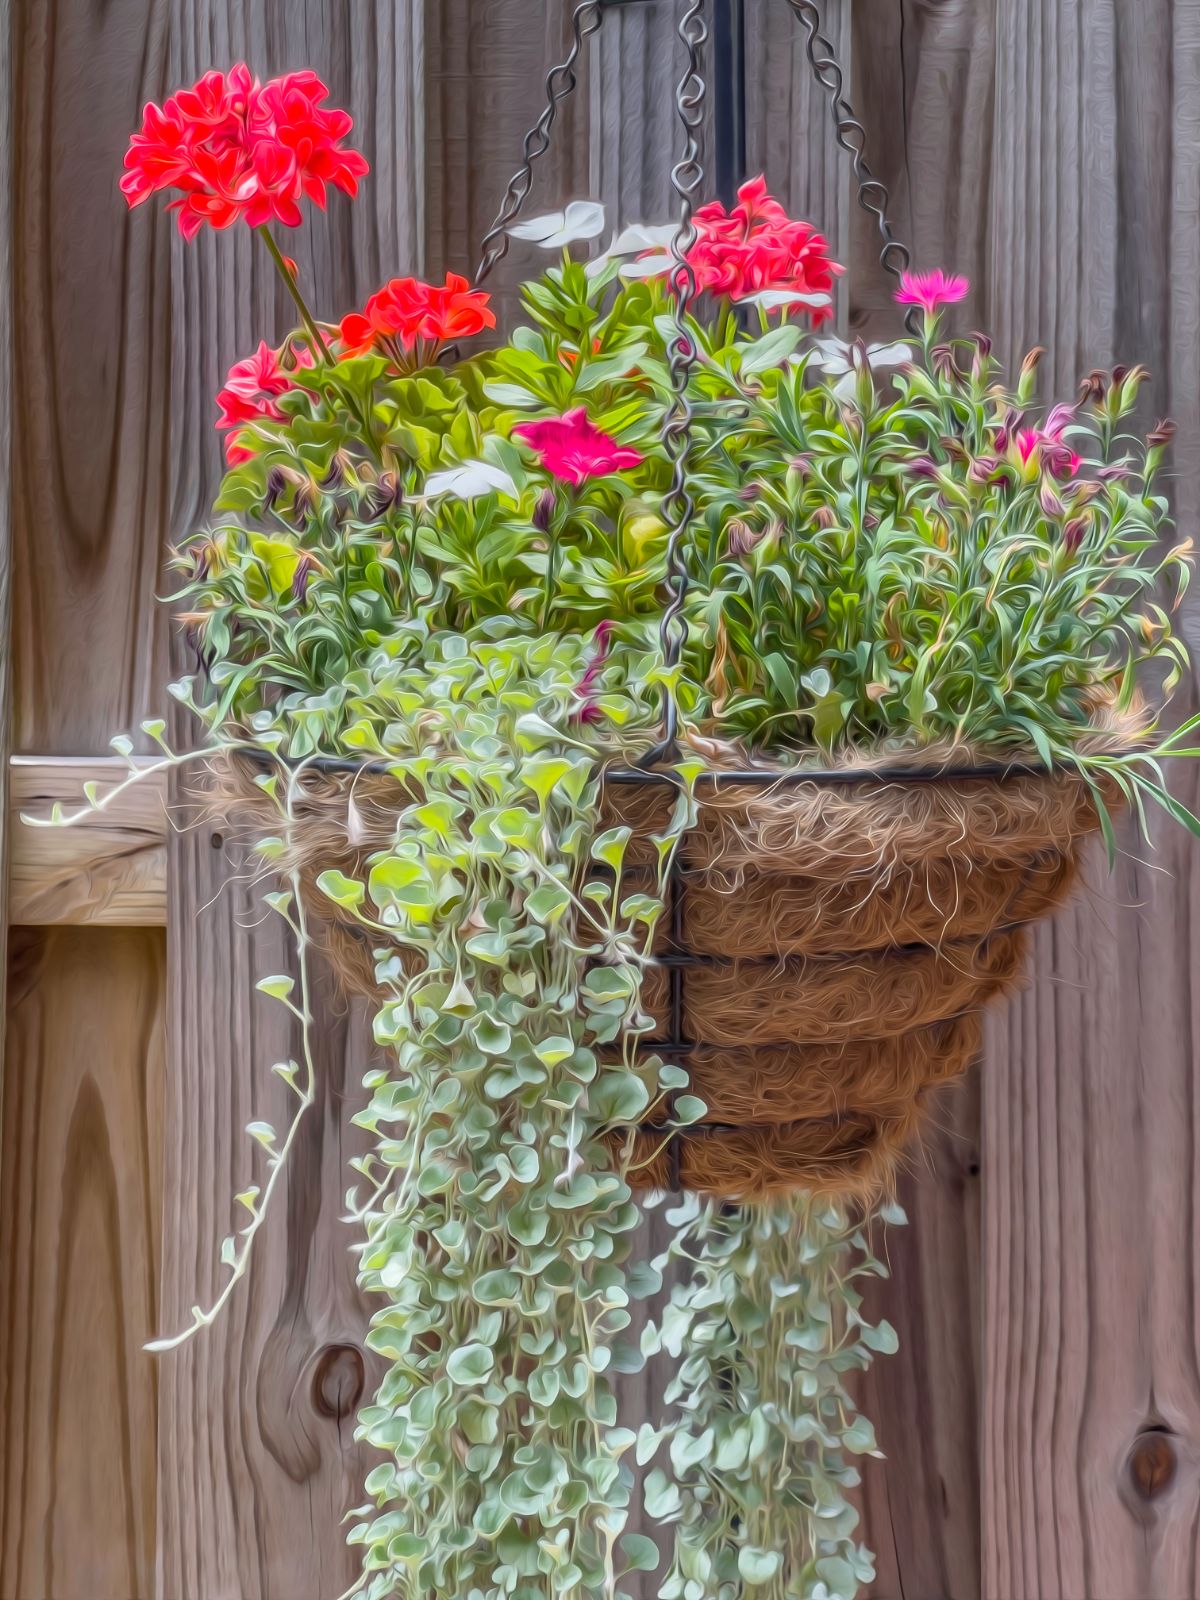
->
894, 269, 970, 315
1016, 403, 1082, 479
512, 408, 643, 487
573, 620, 615, 725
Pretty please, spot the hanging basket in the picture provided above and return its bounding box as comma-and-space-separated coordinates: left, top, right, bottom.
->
212, 746, 1111, 1202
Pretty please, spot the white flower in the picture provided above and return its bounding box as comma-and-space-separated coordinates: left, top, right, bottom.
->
809, 337, 913, 400
585, 220, 680, 279
507, 200, 606, 248
423, 461, 517, 501
738, 287, 833, 314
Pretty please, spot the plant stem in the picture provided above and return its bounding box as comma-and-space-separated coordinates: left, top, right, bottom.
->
258, 226, 334, 363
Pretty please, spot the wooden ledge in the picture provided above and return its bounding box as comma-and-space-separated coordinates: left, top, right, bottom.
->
8, 756, 168, 926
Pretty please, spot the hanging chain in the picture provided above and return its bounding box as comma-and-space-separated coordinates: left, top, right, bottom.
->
647, 0, 708, 764
781, 0, 920, 335
475, 0, 603, 285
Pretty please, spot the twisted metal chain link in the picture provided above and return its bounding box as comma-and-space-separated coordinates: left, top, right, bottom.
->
781, 0, 920, 335
649, 0, 709, 762
475, 0, 603, 285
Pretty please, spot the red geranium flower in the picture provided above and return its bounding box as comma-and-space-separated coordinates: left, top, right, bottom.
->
338, 274, 496, 362
512, 408, 644, 486
121, 63, 368, 238
684, 176, 842, 321
215, 339, 314, 462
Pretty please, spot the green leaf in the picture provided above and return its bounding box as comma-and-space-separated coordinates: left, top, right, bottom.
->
447, 1342, 495, 1386
534, 1035, 575, 1066
590, 826, 632, 872
738, 1547, 784, 1584
643, 1468, 682, 1520
255, 975, 295, 1002
618, 1534, 660, 1574
316, 869, 365, 909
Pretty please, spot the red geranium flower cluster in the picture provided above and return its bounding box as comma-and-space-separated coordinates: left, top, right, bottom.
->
215, 339, 315, 463
339, 274, 496, 362
686, 176, 842, 321
121, 64, 368, 238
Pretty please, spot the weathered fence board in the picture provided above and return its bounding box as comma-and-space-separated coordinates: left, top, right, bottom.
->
157, 9, 423, 1598
0, 2, 170, 1594
981, 4, 1200, 1594
6, 2, 1200, 1597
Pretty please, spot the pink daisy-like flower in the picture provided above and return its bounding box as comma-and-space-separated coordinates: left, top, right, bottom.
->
512, 407, 643, 487
894, 269, 970, 315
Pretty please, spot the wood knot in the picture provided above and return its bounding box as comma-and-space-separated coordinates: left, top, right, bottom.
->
1126, 1427, 1178, 1503
311, 1342, 365, 1421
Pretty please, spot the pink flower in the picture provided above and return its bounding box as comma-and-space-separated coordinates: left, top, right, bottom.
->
894, 270, 970, 315
1015, 403, 1081, 479
512, 408, 643, 486
687, 176, 842, 320
121, 64, 368, 239
573, 620, 615, 725
215, 339, 314, 462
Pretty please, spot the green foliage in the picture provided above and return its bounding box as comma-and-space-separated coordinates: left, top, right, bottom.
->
640, 1196, 892, 1600
105, 207, 1200, 1600
317, 636, 691, 1599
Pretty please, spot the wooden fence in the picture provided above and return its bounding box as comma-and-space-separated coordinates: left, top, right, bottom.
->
2, 2, 1200, 1597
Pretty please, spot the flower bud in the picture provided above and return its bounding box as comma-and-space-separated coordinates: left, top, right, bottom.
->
1148, 418, 1177, 450
909, 456, 940, 480
1063, 515, 1089, 553
264, 466, 287, 510
725, 519, 760, 556
532, 488, 556, 533
931, 343, 958, 380
1040, 483, 1066, 519
366, 470, 401, 519
968, 454, 1002, 483
291, 551, 318, 601
291, 479, 317, 526
319, 451, 350, 491
973, 332, 993, 360
1017, 345, 1044, 402
812, 505, 837, 531
1079, 369, 1108, 404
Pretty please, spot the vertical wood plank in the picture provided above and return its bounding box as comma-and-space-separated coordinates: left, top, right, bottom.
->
750, 6, 986, 1590
157, 9, 423, 1598
745, 0, 851, 296
0, 0, 12, 1143
982, 3, 1200, 1595
425, 0, 590, 323
0, 928, 163, 1600
1, 3, 171, 1595
851, 0, 997, 337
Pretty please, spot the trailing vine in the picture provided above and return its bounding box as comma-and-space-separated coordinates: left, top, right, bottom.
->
29, 61, 1200, 1600
641, 1196, 900, 1600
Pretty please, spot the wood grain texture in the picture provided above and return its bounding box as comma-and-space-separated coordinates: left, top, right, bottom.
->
981, 4, 1200, 1595
983, 782, 1200, 1600
746, 0, 851, 319
10, 0, 173, 754
3, 3, 172, 1595
0, 926, 163, 1600
9, 757, 167, 926
850, 0, 997, 338
159, 828, 379, 1600
426, 0, 590, 324
0, 0, 12, 1166
158, 8, 423, 1597
861, 1078, 982, 1600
